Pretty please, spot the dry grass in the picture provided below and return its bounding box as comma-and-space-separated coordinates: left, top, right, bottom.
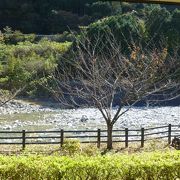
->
0, 139, 176, 156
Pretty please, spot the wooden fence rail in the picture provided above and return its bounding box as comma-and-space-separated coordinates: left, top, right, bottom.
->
0, 124, 179, 150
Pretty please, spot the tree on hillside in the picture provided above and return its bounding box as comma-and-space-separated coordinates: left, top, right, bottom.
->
46, 31, 180, 149
86, 13, 147, 54
47, 10, 80, 33
167, 9, 180, 51
0, 0, 97, 33
143, 5, 171, 45
85, 1, 113, 19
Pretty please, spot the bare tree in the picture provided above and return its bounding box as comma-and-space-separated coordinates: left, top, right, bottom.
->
46, 31, 180, 149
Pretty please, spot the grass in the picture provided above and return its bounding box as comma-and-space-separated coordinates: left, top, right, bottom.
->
0, 139, 175, 156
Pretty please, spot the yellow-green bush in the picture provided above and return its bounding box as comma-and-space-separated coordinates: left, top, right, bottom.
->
0, 39, 71, 97
62, 139, 81, 155
0, 151, 179, 180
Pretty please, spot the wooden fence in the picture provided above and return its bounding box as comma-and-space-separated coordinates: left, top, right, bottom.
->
0, 124, 179, 150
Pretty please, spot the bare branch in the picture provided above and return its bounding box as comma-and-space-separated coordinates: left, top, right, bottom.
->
44, 29, 179, 149
0, 87, 24, 107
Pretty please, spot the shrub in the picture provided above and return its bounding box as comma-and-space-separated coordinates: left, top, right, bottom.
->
0, 39, 72, 97
62, 139, 81, 155
81, 144, 100, 156
0, 151, 179, 179
3, 27, 36, 44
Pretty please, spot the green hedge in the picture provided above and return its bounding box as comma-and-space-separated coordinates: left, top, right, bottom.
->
0, 151, 179, 179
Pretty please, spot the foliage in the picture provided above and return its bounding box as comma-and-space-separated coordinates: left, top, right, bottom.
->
85, 1, 113, 19
86, 5, 180, 54
81, 144, 100, 156
121, 2, 136, 13
2, 27, 36, 44
87, 13, 147, 53
0, 4, 179, 100
167, 9, 180, 50
0, 1, 179, 34
0, 38, 71, 97
47, 10, 80, 34
142, 5, 171, 48
0, 0, 97, 33
0, 151, 179, 179
61, 139, 81, 155
143, 5, 171, 35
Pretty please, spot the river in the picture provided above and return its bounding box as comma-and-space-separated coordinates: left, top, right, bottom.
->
0, 100, 179, 131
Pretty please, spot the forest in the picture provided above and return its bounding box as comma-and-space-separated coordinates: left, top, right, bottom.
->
0, 1, 179, 100
0, 0, 179, 33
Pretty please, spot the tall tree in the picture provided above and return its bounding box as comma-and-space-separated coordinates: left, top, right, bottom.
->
47, 31, 180, 149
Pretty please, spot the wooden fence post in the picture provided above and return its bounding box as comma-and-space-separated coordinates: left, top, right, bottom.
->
61, 129, 64, 147
125, 128, 128, 148
141, 128, 144, 148
168, 124, 172, 144
22, 130, 26, 150
97, 129, 101, 148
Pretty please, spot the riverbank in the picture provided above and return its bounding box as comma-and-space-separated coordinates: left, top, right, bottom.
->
0, 99, 56, 115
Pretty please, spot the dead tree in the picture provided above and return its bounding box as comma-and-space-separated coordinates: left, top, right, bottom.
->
47, 31, 180, 149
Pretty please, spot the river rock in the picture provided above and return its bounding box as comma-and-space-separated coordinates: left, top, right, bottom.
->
3, 125, 11, 130
80, 115, 88, 122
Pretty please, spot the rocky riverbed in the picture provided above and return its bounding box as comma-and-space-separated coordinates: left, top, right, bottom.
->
0, 100, 55, 115
0, 99, 179, 132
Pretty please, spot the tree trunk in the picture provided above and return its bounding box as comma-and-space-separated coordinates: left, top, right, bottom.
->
107, 124, 113, 150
